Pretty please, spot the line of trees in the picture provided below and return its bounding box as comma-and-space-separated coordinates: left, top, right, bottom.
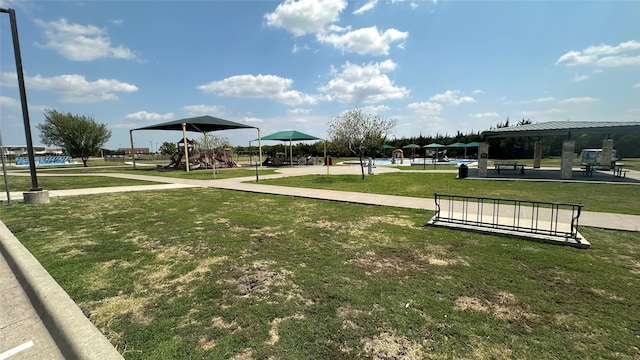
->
36, 108, 640, 167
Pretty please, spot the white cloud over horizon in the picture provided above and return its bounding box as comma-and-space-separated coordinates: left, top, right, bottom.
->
1, 72, 138, 103
33, 18, 140, 62
556, 40, 640, 67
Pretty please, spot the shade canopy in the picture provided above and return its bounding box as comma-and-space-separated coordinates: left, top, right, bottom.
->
133, 115, 256, 132
257, 130, 321, 141
402, 144, 420, 149
130, 115, 260, 172
465, 142, 480, 147
423, 143, 444, 148
447, 142, 467, 148
383, 144, 395, 149
256, 130, 325, 167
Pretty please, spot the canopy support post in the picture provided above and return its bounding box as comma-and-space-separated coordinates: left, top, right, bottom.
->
182, 122, 190, 173
129, 130, 136, 169
257, 128, 262, 166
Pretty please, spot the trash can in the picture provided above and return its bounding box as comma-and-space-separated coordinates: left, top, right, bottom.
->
325, 156, 333, 166
457, 164, 468, 179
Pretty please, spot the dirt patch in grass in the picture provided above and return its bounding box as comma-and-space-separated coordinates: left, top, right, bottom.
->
454, 291, 538, 321
469, 335, 514, 359
348, 251, 415, 275
416, 245, 470, 267
218, 260, 312, 305
89, 294, 155, 327
361, 331, 425, 359
337, 306, 370, 330
265, 314, 305, 345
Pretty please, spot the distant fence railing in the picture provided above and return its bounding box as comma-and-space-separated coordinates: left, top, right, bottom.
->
430, 193, 583, 240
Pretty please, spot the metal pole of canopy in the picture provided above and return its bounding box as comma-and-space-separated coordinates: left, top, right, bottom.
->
182, 122, 190, 173
257, 128, 262, 166
129, 130, 136, 169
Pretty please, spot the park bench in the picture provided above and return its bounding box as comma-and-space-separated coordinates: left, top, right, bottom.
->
494, 162, 526, 175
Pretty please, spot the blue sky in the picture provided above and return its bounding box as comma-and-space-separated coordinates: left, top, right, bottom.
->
1, 0, 639, 150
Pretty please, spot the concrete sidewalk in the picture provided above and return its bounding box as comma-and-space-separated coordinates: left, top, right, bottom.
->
1, 164, 639, 358
3, 165, 639, 231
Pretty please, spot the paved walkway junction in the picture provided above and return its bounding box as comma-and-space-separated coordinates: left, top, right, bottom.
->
1, 163, 639, 358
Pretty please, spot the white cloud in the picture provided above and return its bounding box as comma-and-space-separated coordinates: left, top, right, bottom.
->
125, 111, 174, 121
472, 89, 484, 94
1, 72, 138, 103
264, 0, 347, 36
242, 116, 264, 124
292, 42, 311, 53
572, 73, 589, 82
634, 83, 640, 89
198, 74, 318, 106
0, 95, 20, 109
360, 105, 390, 114
556, 40, 640, 67
354, 0, 378, 14
183, 104, 226, 116
288, 108, 312, 115
557, 97, 599, 105
34, 18, 139, 61
407, 101, 442, 116
316, 26, 408, 56
519, 96, 556, 104
319, 60, 409, 103
470, 112, 500, 119
429, 90, 475, 106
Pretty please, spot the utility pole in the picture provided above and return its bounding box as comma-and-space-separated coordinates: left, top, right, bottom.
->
1, 7, 49, 203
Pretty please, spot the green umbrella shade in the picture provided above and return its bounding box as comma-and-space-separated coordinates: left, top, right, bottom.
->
383, 144, 395, 149
258, 130, 321, 141
402, 144, 420, 148
423, 143, 444, 148
447, 142, 467, 148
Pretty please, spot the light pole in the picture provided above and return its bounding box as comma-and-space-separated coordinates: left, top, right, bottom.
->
1, 7, 48, 203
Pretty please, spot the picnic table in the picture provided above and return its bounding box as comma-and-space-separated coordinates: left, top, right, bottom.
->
494, 162, 526, 175
581, 163, 596, 177
613, 162, 629, 177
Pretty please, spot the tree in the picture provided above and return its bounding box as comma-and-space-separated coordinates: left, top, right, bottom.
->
158, 141, 177, 155
328, 108, 397, 179
198, 133, 231, 166
37, 109, 111, 167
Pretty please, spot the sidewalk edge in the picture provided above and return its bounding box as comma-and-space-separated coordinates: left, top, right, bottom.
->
0, 220, 123, 360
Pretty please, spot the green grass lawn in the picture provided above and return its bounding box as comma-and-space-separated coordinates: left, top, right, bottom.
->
33, 164, 277, 180
1, 175, 160, 192
0, 188, 638, 359
257, 172, 640, 215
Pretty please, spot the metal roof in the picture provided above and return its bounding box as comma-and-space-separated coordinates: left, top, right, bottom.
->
132, 115, 256, 132
481, 121, 640, 139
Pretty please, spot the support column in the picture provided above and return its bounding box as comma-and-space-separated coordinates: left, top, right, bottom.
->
601, 139, 614, 169
560, 140, 574, 179
533, 141, 542, 168
478, 142, 489, 177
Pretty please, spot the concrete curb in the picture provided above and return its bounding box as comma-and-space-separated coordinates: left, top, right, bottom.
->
0, 221, 123, 360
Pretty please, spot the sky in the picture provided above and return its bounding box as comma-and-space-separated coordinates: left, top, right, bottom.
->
1, 0, 639, 150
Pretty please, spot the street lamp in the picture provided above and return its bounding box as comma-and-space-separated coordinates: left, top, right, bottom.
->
1, 7, 48, 203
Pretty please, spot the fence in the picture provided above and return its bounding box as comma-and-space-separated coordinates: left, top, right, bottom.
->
430, 193, 583, 241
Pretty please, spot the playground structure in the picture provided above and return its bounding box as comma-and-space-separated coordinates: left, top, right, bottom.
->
165, 138, 238, 170
391, 149, 404, 164
262, 152, 317, 166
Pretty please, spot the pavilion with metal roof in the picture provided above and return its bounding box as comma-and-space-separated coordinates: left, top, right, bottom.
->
477, 121, 640, 179
481, 121, 640, 139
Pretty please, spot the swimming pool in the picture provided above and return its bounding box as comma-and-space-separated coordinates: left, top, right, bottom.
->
340, 158, 475, 166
